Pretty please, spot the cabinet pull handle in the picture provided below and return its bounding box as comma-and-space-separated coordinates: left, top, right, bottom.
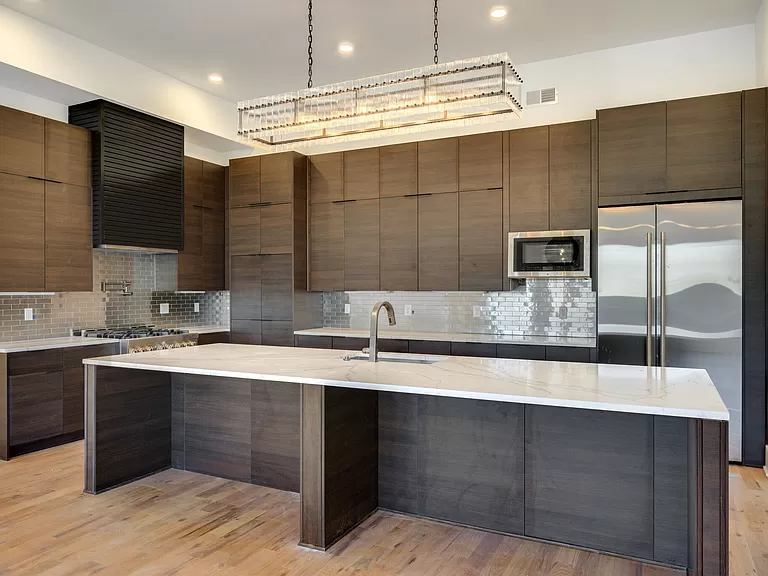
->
332, 199, 357, 204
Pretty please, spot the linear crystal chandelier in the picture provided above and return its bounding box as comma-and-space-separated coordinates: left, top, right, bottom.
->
237, 1, 523, 150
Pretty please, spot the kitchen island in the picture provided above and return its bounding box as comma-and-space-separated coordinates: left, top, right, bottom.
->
82, 344, 728, 575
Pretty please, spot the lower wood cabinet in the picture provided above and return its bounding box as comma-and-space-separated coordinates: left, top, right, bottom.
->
418, 193, 458, 291
196, 331, 230, 345
231, 320, 262, 345
62, 367, 85, 434
9, 372, 63, 446
261, 321, 294, 347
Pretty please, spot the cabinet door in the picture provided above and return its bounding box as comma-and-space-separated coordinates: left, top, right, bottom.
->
261, 320, 294, 347
230, 206, 261, 255
549, 121, 591, 230
261, 153, 294, 204
0, 174, 45, 291
179, 157, 204, 290
44, 183, 93, 292
344, 148, 379, 200
231, 255, 262, 320
598, 103, 666, 197
44, 119, 90, 187
9, 372, 63, 446
380, 143, 417, 198
262, 254, 293, 321
459, 189, 502, 291
261, 203, 293, 255
229, 156, 260, 206
459, 132, 503, 191
309, 202, 344, 290
202, 162, 226, 210
344, 199, 379, 290
230, 319, 262, 345
380, 196, 418, 290
202, 207, 225, 291
418, 192, 458, 290
309, 152, 343, 203
667, 93, 742, 192
418, 138, 458, 194
0, 106, 44, 179
509, 127, 549, 232
62, 367, 85, 435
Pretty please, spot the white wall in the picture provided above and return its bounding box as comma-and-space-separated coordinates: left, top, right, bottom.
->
0, 84, 67, 120
757, 0, 768, 85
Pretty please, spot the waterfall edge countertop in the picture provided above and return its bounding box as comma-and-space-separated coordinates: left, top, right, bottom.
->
83, 343, 728, 421
0, 336, 121, 353
293, 327, 596, 348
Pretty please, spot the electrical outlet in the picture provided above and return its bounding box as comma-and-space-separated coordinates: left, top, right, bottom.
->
24, 308, 34, 321
344, 303, 351, 314
160, 303, 170, 315
194, 303, 200, 313
404, 305, 413, 316
473, 306, 482, 318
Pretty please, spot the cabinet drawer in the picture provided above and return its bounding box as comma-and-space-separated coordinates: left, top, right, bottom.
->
63, 343, 119, 369
450, 342, 497, 358
332, 337, 369, 351
295, 335, 333, 349
497, 345, 546, 360
545, 346, 592, 363
197, 332, 230, 345
408, 340, 451, 355
8, 349, 63, 376
9, 371, 63, 445
378, 339, 409, 353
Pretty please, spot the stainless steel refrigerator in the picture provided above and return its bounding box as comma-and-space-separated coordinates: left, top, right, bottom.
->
598, 201, 742, 461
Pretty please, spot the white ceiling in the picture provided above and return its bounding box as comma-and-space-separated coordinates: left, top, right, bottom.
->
0, 0, 761, 103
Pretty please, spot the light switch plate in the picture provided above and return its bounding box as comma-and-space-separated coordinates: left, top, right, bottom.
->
194, 303, 200, 313
344, 304, 351, 314
473, 306, 482, 318
24, 308, 34, 321
404, 305, 414, 316
160, 303, 170, 315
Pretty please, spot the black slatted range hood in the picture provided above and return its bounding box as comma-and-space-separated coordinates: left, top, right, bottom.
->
69, 100, 184, 252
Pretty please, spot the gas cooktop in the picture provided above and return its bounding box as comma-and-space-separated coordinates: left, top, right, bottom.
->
84, 326, 190, 339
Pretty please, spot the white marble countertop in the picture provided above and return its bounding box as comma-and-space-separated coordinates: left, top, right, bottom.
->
0, 336, 121, 353
294, 327, 596, 348
83, 344, 728, 421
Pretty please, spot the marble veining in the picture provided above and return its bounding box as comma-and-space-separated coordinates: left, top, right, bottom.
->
83, 344, 729, 421
294, 328, 595, 348
0, 336, 121, 353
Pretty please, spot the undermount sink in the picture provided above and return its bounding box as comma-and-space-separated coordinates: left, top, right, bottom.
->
342, 353, 442, 365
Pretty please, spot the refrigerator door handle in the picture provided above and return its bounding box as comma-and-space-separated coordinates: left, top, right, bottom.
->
646, 233, 653, 367
659, 231, 667, 368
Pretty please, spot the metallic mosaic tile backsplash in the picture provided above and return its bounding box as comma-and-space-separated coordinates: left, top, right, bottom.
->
0, 250, 229, 342
323, 279, 596, 338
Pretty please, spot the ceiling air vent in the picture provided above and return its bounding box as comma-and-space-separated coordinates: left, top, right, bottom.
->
526, 87, 559, 107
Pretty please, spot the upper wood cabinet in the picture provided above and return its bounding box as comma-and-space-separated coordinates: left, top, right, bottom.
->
459, 132, 503, 191
418, 138, 458, 194
0, 106, 44, 179
230, 206, 261, 256
179, 157, 204, 289
261, 254, 294, 321
509, 127, 550, 232
418, 192, 458, 290
380, 143, 417, 198
0, 173, 45, 292
309, 202, 344, 290
344, 199, 379, 290
44, 183, 92, 292
549, 121, 592, 231
261, 203, 293, 255
261, 153, 294, 204
310, 152, 343, 203
203, 162, 226, 210
459, 189, 503, 291
229, 156, 261, 206
598, 102, 667, 197
666, 93, 742, 192
344, 148, 379, 200
380, 196, 418, 290
44, 119, 90, 187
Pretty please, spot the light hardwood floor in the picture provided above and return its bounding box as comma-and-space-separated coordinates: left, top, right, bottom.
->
0, 442, 764, 575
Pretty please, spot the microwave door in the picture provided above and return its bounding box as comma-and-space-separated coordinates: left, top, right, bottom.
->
597, 206, 656, 366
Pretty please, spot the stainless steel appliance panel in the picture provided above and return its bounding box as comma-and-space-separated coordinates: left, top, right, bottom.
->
597, 206, 656, 366
656, 201, 742, 461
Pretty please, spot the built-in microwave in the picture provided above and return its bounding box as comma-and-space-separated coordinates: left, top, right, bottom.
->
508, 230, 591, 278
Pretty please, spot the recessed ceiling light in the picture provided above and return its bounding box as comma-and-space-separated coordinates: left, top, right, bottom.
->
208, 73, 223, 84
490, 6, 508, 20
338, 42, 354, 55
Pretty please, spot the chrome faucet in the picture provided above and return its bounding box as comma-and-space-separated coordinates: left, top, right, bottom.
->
369, 301, 396, 362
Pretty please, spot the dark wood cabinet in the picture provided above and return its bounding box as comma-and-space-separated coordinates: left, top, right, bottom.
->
179, 157, 204, 289
44, 119, 90, 187
8, 349, 63, 375
62, 367, 84, 434
261, 320, 295, 347
260, 203, 293, 255
230, 206, 261, 256
9, 372, 63, 446
0, 173, 45, 292
380, 143, 417, 197
344, 199, 379, 290
261, 255, 293, 321
309, 202, 344, 290
666, 93, 742, 192
231, 255, 262, 320
197, 331, 230, 345
408, 340, 451, 355
459, 132, 503, 191
497, 344, 546, 360
261, 153, 294, 204
229, 156, 260, 206
418, 192, 458, 290
44, 182, 92, 292
459, 189, 503, 291
549, 121, 591, 230
0, 106, 45, 179
509, 127, 550, 232
202, 207, 225, 290
380, 196, 418, 291
295, 335, 333, 349
545, 346, 591, 363
231, 319, 262, 345
309, 152, 343, 203
418, 138, 458, 194
450, 342, 497, 358
344, 148, 379, 200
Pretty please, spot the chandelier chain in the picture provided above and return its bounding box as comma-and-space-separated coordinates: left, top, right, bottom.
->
433, 0, 439, 64
307, 0, 313, 88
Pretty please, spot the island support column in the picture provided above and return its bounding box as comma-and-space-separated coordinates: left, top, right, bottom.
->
300, 384, 378, 550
